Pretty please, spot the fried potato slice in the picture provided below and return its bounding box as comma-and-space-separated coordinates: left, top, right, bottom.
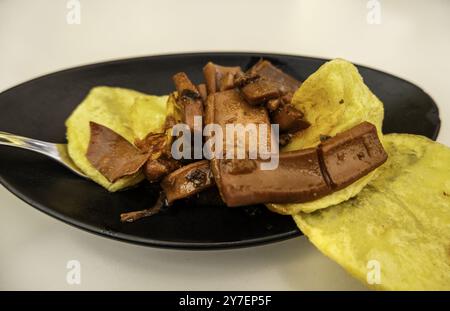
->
294, 134, 450, 290
269, 59, 384, 214
65, 86, 168, 191
284, 59, 384, 150
131, 95, 170, 141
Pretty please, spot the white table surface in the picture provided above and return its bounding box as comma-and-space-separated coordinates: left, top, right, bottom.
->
0, 0, 449, 290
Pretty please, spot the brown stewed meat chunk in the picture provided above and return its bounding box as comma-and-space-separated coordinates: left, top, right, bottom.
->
271, 103, 310, 133
172, 72, 200, 99
247, 59, 301, 94
240, 79, 280, 105
203, 62, 242, 94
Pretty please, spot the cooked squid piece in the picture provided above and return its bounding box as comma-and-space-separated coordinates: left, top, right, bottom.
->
134, 132, 167, 154
271, 103, 310, 133
86, 122, 149, 183
240, 79, 280, 105
206, 88, 276, 206
161, 160, 215, 204
122, 160, 215, 222
172, 72, 204, 132
319, 121, 388, 190
234, 59, 310, 134
144, 156, 182, 183
247, 59, 301, 94
205, 88, 272, 154
211, 122, 387, 207
172, 72, 201, 99
203, 62, 242, 94
120, 191, 166, 223
211, 150, 330, 207
197, 83, 208, 101
135, 132, 182, 183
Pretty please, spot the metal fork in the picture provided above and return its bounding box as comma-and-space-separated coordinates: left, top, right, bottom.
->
0, 131, 87, 178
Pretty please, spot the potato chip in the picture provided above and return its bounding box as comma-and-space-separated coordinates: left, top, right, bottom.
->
284, 59, 384, 150
65, 86, 168, 191
294, 134, 450, 290
131, 95, 170, 141
269, 59, 385, 214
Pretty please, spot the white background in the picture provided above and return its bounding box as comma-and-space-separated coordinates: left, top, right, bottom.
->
0, 0, 449, 290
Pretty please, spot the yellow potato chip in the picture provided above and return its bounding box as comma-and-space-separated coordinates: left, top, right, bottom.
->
285, 58, 384, 150
294, 134, 450, 290
131, 95, 170, 141
269, 59, 384, 214
65, 86, 168, 192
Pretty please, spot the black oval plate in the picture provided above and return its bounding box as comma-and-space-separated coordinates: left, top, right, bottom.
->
0, 53, 440, 249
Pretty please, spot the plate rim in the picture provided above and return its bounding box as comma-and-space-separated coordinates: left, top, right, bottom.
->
0, 52, 441, 249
